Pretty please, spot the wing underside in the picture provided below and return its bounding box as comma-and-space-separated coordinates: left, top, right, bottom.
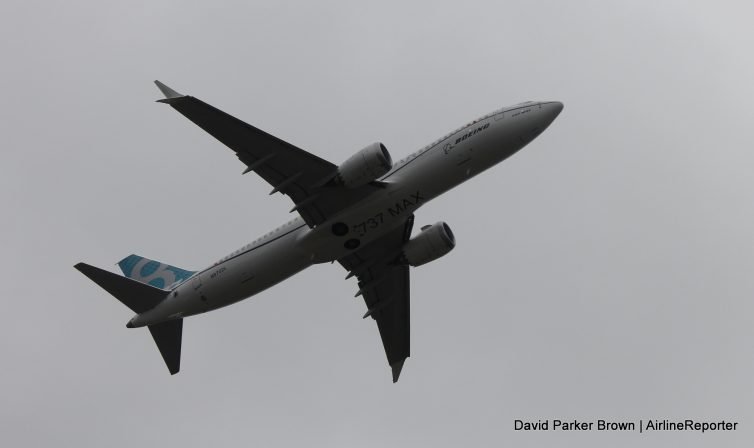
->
154, 81, 381, 227
339, 216, 414, 382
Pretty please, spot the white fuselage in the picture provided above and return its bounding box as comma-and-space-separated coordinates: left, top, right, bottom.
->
129, 101, 562, 327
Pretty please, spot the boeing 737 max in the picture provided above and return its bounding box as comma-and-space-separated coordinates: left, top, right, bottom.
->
75, 81, 563, 382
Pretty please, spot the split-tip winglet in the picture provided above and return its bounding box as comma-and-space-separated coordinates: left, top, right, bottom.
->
391, 359, 405, 383
154, 80, 185, 102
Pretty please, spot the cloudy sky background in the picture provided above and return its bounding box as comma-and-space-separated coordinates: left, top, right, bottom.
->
2, 1, 753, 446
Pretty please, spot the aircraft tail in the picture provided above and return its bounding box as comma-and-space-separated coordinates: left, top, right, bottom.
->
117, 254, 195, 290
75, 262, 183, 374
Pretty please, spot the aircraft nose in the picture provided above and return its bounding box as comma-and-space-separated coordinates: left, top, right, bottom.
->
536, 101, 563, 129
545, 101, 564, 119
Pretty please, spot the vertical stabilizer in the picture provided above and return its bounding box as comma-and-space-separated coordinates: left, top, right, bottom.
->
117, 254, 195, 290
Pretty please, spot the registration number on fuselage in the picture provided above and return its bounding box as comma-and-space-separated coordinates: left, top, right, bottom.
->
210, 267, 226, 279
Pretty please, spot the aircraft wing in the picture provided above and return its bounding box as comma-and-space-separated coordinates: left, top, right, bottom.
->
338, 216, 414, 382
154, 81, 381, 227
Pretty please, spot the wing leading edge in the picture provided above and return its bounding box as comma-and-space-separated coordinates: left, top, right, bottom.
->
153, 80, 382, 227
339, 216, 414, 382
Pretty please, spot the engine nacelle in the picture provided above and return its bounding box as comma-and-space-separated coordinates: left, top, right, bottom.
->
336, 142, 392, 188
402, 222, 456, 267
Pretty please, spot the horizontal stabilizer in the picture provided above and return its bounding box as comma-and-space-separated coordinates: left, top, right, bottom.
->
74, 262, 167, 313
148, 319, 183, 375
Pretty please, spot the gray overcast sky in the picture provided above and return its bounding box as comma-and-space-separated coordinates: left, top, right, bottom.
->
2, 1, 754, 446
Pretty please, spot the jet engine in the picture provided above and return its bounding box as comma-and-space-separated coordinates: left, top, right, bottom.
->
336, 142, 392, 188
402, 222, 456, 267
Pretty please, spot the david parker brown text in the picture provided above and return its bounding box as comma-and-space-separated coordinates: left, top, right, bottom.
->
514, 419, 738, 433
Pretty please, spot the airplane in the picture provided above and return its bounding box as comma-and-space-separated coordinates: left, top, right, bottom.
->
75, 81, 563, 382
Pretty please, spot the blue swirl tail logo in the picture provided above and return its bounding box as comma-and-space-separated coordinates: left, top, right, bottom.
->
117, 254, 196, 290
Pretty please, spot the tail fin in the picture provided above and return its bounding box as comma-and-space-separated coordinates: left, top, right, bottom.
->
118, 254, 195, 290
75, 262, 167, 313
148, 319, 183, 375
